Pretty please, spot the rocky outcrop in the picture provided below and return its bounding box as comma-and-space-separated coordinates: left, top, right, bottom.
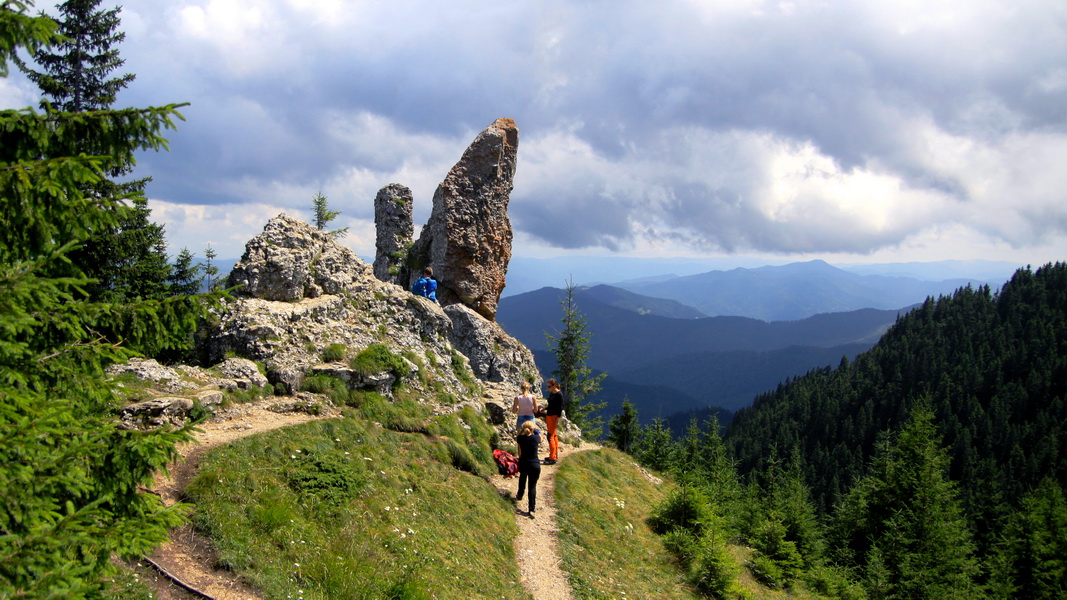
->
410, 118, 518, 321
373, 183, 414, 285
228, 213, 372, 301
108, 358, 288, 429
201, 214, 537, 419
444, 303, 538, 389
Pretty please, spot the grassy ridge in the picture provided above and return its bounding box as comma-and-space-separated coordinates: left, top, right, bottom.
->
183, 404, 830, 599
186, 413, 528, 599
554, 449, 699, 599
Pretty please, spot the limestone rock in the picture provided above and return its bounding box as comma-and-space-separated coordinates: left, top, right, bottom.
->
410, 118, 518, 320
107, 358, 194, 393
373, 184, 414, 285
215, 357, 269, 389
120, 396, 195, 428
444, 303, 539, 391
482, 399, 509, 425
228, 213, 372, 301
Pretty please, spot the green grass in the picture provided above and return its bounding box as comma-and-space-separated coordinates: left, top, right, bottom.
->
554, 450, 839, 600
185, 414, 530, 599
554, 449, 700, 599
322, 343, 347, 362
350, 343, 409, 381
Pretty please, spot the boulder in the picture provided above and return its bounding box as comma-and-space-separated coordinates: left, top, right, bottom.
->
120, 397, 195, 428
228, 213, 372, 301
215, 357, 269, 389
444, 303, 539, 391
373, 183, 415, 285
410, 118, 518, 320
107, 358, 195, 393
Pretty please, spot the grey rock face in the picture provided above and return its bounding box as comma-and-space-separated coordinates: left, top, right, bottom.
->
373, 184, 414, 285
228, 213, 372, 302
444, 303, 539, 391
410, 118, 518, 320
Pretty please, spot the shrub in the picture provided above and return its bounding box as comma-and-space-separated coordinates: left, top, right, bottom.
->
351, 343, 408, 386
322, 343, 347, 362
287, 450, 366, 505
649, 485, 716, 537
692, 538, 744, 599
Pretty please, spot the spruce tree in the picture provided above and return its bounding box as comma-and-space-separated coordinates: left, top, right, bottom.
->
636, 417, 677, 473
19, 0, 133, 112
606, 396, 640, 453
992, 478, 1067, 599
168, 247, 203, 296
1, 3, 208, 594
19, 0, 174, 305
203, 243, 220, 292
312, 191, 348, 238
830, 403, 982, 599
546, 279, 606, 437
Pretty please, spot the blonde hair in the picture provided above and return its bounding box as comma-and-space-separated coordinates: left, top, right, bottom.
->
519, 421, 536, 436
520, 381, 532, 394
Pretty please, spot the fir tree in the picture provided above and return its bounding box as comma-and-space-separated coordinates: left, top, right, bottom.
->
1, 4, 210, 594
312, 191, 348, 238
18, 0, 175, 305
606, 396, 640, 453
546, 279, 606, 438
830, 403, 982, 599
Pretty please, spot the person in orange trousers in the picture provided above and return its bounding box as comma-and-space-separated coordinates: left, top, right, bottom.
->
544, 378, 564, 464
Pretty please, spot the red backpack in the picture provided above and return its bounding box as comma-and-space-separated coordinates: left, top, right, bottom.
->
493, 449, 519, 478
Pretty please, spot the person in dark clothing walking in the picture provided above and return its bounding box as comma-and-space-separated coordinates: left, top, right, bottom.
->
543, 378, 564, 464
514, 420, 542, 517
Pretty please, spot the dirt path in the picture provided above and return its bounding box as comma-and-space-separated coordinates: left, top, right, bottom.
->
143, 398, 594, 600
144, 400, 339, 600
489, 438, 597, 600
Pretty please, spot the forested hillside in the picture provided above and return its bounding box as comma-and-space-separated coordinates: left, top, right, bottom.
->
725, 261, 1066, 539
498, 285, 907, 411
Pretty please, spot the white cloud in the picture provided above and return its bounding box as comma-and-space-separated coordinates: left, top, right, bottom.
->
9, 0, 1064, 266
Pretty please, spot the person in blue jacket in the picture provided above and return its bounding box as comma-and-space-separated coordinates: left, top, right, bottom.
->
411, 267, 437, 302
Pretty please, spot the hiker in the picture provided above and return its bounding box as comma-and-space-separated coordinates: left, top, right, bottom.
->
543, 378, 563, 465
411, 267, 437, 302
512, 380, 538, 430
515, 420, 542, 517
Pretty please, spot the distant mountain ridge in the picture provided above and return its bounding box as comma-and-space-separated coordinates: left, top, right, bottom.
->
616, 259, 986, 321
497, 285, 908, 411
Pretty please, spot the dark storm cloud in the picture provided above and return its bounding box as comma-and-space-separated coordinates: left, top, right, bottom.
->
7, 0, 1061, 259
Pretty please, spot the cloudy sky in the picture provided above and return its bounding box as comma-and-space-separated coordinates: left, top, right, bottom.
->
4, 0, 1066, 267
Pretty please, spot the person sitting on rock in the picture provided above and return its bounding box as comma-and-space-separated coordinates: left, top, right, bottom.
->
411, 267, 438, 302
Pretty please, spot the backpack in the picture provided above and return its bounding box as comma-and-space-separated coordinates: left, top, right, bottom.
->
411, 277, 428, 297
493, 449, 519, 478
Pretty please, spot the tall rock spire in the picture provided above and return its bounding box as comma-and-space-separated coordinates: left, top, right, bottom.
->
410, 118, 519, 321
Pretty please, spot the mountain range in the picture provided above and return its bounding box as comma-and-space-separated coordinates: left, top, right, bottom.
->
496, 281, 912, 416
613, 259, 988, 321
